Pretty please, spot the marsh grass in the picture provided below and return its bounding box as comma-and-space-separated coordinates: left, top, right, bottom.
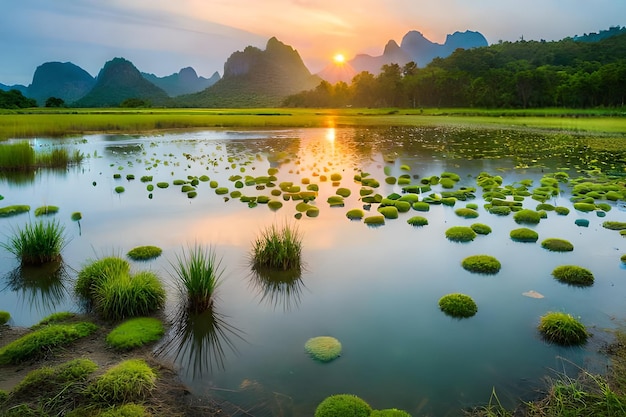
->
75, 256, 130, 299
252, 223, 303, 272
171, 244, 224, 314
538, 312, 588, 345
87, 359, 156, 404
2, 219, 66, 265
0, 142, 83, 171
106, 317, 165, 350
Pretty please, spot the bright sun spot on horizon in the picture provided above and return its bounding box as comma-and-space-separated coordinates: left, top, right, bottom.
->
333, 53, 345, 64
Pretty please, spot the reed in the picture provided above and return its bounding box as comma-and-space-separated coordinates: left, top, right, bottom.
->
251, 223, 303, 272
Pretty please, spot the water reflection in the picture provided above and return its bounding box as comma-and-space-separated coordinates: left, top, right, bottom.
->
249, 267, 306, 311
0, 170, 36, 185
3, 259, 71, 313
157, 303, 245, 380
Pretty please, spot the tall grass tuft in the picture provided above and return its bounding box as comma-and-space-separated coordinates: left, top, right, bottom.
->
171, 244, 224, 313
251, 223, 303, 271
0, 142, 34, 170
2, 219, 66, 265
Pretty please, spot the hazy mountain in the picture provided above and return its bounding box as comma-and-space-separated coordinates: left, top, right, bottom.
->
27, 62, 95, 105
345, 30, 488, 76
0, 83, 28, 95
75, 57, 170, 107
142, 67, 220, 97
178, 37, 321, 107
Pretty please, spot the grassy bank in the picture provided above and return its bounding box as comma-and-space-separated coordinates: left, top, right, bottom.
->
0, 108, 625, 140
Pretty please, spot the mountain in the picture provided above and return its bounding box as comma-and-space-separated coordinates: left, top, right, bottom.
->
142, 67, 220, 97
178, 37, 321, 107
75, 57, 170, 107
0, 83, 28, 96
346, 30, 488, 76
27, 62, 95, 105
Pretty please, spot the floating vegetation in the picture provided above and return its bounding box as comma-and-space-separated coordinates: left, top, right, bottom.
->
114, 186, 125, 193
346, 209, 365, 220
126, 174, 135, 181
438, 293, 478, 318
462, 255, 501, 274
455, 208, 479, 218
252, 223, 302, 272
471, 223, 492, 235
34, 205, 59, 216
127, 245, 162, 261
113, 173, 121, 179
330, 173, 342, 181
555, 206, 570, 215
488, 206, 511, 216
603, 221, 626, 230
315, 394, 372, 417
336, 187, 351, 198
412, 202, 430, 212
541, 238, 574, 252
378, 206, 399, 219
268, 200, 283, 211
306, 207, 320, 217
106, 317, 165, 350
445, 226, 477, 242
364, 215, 385, 226
575, 218, 590, 227
385, 176, 397, 185
328, 195, 345, 207
407, 216, 428, 227
573, 202, 596, 212
156, 182, 169, 188
0, 311, 10, 325
0, 204, 30, 217
552, 265, 594, 286
2, 219, 66, 265
304, 336, 342, 362
538, 312, 588, 346
621, 254, 626, 264
513, 209, 542, 225
140, 175, 152, 182
510, 228, 539, 242
215, 187, 229, 195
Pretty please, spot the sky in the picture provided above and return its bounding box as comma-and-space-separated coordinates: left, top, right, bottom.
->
1, 0, 625, 86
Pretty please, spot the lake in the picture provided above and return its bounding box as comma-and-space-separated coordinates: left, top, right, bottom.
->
1, 126, 625, 416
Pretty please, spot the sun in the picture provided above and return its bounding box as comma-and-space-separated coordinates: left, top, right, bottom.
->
333, 53, 345, 64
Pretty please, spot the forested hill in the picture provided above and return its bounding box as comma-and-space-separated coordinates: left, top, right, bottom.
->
284, 30, 626, 109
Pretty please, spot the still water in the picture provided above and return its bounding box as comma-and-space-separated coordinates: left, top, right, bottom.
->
1, 126, 625, 416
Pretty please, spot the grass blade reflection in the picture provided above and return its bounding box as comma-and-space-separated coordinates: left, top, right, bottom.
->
249, 267, 306, 311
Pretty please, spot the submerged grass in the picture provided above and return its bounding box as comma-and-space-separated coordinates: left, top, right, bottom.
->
1, 219, 66, 265
252, 223, 303, 272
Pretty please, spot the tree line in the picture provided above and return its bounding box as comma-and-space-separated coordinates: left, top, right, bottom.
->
284, 32, 626, 109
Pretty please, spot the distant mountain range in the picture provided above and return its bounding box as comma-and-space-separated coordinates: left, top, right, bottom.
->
142, 67, 220, 97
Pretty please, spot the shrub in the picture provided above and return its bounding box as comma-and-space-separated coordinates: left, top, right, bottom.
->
2, 219, 66, 265
252, 223, 302, 271
315, 394, 372, 417
304, 336, 342, 362
346, 209, 365, 220
34, 205, 59, 216
552, 265, 594, 286
603, 221, 626, 230
445, 226, 476, 242
407, 216, 428, 227
87, 359, 156, 404
541, 238, 574, 252
172, 244, 224, 313
75, 257, 130, 299
438, 293, 478, 318
0, 322, 97, 364
371, 409, 412, 417
0, 311, 10, 325
462, 255, 501, 274
510, 227, 539, 242
538, 312, 588, 345
471, 223, 491, 235
513, 209, 542, 225
106, 317, 165, 350
378, 206, 399, 219
127, 245, 162, 261
364, 215, 385, 226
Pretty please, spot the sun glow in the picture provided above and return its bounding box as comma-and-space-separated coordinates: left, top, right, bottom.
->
333, 53, 345, 64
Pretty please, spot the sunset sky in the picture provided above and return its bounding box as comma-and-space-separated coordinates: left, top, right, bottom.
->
1, 0, 625, 85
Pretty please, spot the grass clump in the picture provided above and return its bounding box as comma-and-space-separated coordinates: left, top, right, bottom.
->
252, 223, 302, 272
35, 311, 75, 327
127, 245, 162, 261
87, 359, 156, 404
445, 226, 477, 242
0, 311, 10, 325
455, 208, 479, 218
314, 394, 372, 417
541, 238, 574, 252
106, 317, 165, 350
552, 265, 594, 286
538, 312, 588, 345
75, 256, 130, 299
2, 219, 66, 265
471, 223, 491, 235
0, 322, 98, 364
304, 336, 342, 362
34, 205, 59, 216
346, 209, 365, 220
439, 293, 478, 318
603, 221, 626, 230
0, 204, 30, 217
13, 358, 98, 395
513, 209, 542, 225
407, 216, 428, 227
462, 255, 501, 274
171, 244, 224, 313
510, 227, 539, 242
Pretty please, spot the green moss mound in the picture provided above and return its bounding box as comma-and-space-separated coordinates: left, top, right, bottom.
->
336, 187, 351, 198
346, 209, 365, 220
114, 186, 125, 194
304, 336, 342, 362
438, 293, 478, 318
0, 205, 30, 217
513, 209, 542, 225
412, 202, 430, 212
538, 312, 588, 345
552, 265, 594, 286
71, 212, 82, 221
268, 200, 283, 211
156, 182, 169, 189
470, 223, 491, 235
106, 317, 164, 350
127, 245, 162, 261
34, 205, 59, 216
87, 359, 156, 404
488, 206, 511, 216
621, 254, 626, 264
573, 202, 597, 212
462, 255, 501, 274
603, 221, 626, 230
314, 394, 372, 417
541, 238, 574, 252
0, 311, 10, 325
445, 226, 477, 242
328, 195, 345, 207
0, 322, 98, 364
510, 227, 539, 242
99, 403, 148, 417
12, 358, 97, 396
554, 206, 570, 215
36, 311, 75, 327
364, 215, 385, 226
378, 206, 399, 219
407, 216, 428, 227
371, 409, 412, 417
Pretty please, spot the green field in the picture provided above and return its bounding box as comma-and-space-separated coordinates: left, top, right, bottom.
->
1, 108, 625, 140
